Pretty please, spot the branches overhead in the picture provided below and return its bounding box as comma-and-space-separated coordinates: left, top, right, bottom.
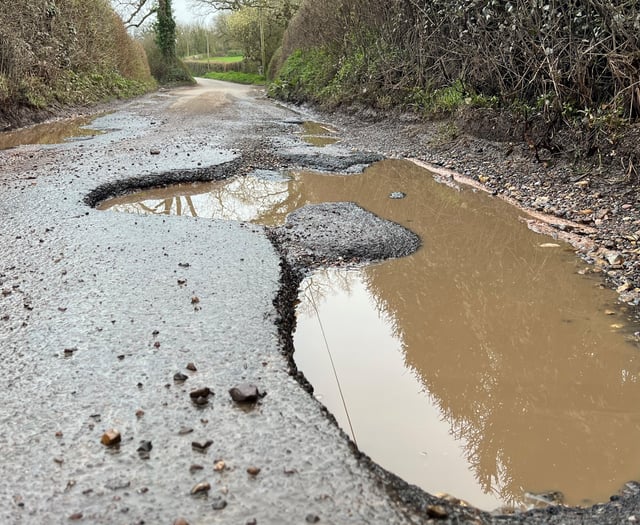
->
112, 0, 157, 28
191, 0, 268, 10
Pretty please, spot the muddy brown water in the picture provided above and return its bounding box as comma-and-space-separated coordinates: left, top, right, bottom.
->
99, 159, 640, 511
299, 121, 338, 147
0, 115, 104, 150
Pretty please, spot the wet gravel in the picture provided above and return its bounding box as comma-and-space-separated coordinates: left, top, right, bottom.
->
270, 202, 421, 269
3, 79, 640, 523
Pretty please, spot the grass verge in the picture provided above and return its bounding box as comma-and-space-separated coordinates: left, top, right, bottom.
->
203, 71, 266, 85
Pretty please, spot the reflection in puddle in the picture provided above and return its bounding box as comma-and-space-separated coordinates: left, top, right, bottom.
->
97, 171, 293, 226
99, 159, 640, 510
299, 121, 338, 147
0, 115, 105, 150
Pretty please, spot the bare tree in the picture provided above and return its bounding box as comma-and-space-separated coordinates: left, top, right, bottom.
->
112, 0, 157, 28
191, 0, 265, 10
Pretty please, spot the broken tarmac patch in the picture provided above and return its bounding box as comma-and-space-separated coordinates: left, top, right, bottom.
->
268, 201, 421, 270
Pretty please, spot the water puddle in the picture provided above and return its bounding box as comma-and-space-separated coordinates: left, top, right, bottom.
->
299, 121, 338, 147
98, 159, 640, 511
0, 115, 105, 150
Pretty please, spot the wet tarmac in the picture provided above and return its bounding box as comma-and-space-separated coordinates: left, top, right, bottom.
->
3, 79, 640, 524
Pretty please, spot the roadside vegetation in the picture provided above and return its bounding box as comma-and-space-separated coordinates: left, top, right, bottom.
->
202, 71, 266, 85
178, 0, 300, 82
270, 0, 640, 168
0, 0, 156, 129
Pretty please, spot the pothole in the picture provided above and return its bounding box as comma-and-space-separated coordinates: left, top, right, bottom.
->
97, 158, 640, 512
298, 121, 339, 147
0, 114, 107, 150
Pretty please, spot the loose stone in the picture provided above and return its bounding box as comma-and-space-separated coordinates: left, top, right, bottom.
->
190, 482, 210, 496
186, 362, 197, 372
229, 383, 261, 403
100, 429, 121, 447
174, 372, 188, 383
137, 441, 152, 459
426, 505, 449, 519
211, 496, 227, 510
191, 440, 213, 452
247, 466, 261, 476
189, 387, 213, 405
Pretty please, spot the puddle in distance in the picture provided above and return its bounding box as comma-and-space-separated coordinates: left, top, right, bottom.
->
299, 121, 338, 147
99, 160, 640, 511
0, 115, 104, 150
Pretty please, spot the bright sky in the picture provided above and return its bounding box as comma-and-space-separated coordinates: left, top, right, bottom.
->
173, 0, 216, 25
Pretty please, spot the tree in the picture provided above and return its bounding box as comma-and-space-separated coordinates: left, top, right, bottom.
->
111, 0, 192, 83
112, 0, 156, 29
155, 0, 177, 59
190, 0, 300, 72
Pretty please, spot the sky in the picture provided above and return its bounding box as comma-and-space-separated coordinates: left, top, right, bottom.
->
173, 0, 216, 24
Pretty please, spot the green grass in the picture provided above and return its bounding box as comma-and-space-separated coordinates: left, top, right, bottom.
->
203, 71, 266, 85
186, 55, 244, 64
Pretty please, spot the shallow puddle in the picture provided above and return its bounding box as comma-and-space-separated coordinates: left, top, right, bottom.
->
0, 115, 104, 150
299, 121, 338, 147
99, 159, 640, 511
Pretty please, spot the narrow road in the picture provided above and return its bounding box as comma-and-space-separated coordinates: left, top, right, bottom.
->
0, 80, 431, 524
4, 79, 640, 525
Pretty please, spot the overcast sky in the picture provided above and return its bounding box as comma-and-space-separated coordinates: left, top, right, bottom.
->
173, 0, 216, 25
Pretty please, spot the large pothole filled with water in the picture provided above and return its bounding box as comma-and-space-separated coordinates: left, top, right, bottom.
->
98, 159, 640, 512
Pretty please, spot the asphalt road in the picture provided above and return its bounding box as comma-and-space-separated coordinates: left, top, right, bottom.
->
0, 80, 438, 525
3, 79, 640, 525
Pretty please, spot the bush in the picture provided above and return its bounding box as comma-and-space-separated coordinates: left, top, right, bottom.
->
275, 0, 640, 121
0, 0, 155, 125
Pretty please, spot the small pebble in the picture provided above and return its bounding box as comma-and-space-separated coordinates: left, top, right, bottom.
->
229, 383, 261, 403
211, 496, 227, 510
191, 440, 213, 452
247, 466, 261, 476
186, 363, 197, 372
426, 505, 448, 519
190, 482, 210, 496
174, 372, 188, 382
101, 429, 121, 447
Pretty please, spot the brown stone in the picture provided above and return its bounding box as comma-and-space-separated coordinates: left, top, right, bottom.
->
100, 429, 121, 447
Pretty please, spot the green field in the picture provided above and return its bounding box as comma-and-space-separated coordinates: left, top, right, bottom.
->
186, 55, 244, 64
203, 71, 266, 85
